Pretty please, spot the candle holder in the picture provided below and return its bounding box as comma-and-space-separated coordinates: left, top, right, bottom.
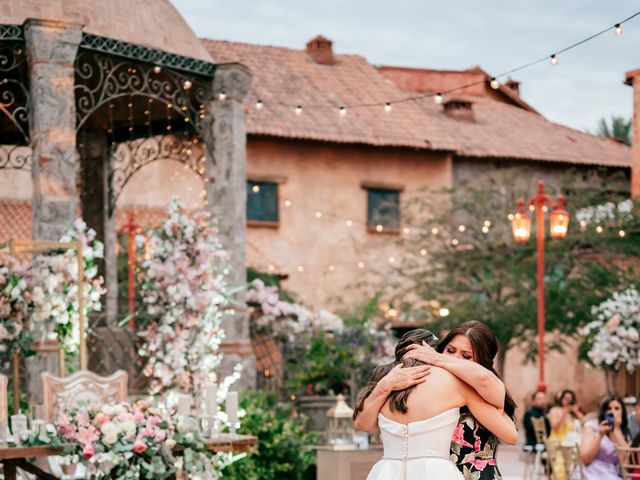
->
200, 413, 220, 439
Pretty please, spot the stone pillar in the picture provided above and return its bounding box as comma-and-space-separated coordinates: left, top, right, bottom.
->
202, 63, 256, 389
25, 19, 82, 240
80, 132, 118, 322
626, 70, 640, 199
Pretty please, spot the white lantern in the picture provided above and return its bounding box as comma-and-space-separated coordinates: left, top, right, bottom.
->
325, 395, 356, 450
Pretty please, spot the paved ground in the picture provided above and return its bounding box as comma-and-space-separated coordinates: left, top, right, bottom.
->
497, 441, 532, 480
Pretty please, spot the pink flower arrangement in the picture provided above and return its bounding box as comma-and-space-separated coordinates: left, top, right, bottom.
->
54, 400, 223, 478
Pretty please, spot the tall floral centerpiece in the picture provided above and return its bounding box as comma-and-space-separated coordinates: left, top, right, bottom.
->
137, 200, 239, 395
581, 286, 640, 373
0, 220, 104, 362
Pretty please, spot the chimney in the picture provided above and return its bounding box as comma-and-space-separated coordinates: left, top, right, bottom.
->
505, 78, 520, 95
442, 98, 475, 122
306, 35, 335, 65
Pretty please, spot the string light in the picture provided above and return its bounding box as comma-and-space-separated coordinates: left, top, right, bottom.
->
438, 308, 450, 317
267, 264, 276, 272
403, 227, 410, 234
388, 256, 395, 264
297, 265, 304, 272
328, 265, 335, 272
183, 80, 192, 90
376, 225, 384, 232
542, 205, 548, 213
483, 220, 492, 227
420, 248, 427, 256
619, 230, 626, 237
490, 78, 500, 89
507, 213, 514, 221
218, 91, 227, 101
431, 227, 439, 235
482, 226, 490, 234
385, 102, 392, 113
284, 199, 292, 207
153, 65, 161, 74
346, 219, 353, 226
295, 105, 303, 115
252, 185, 260, 193
434, 93, 443, 105
357, 262, 365, 269
458, 225, 466, 232
256, 100, 263, 110
596, 225, 604, 233
529, 205, 535, 212
550, 54, 558, 65
339, 106, 347, 116
451, 238, 459, 246
615, 24, 623, 35
315, 211, 323, 218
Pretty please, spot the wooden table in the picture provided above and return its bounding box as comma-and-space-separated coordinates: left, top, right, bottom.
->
0, 434, 257, 479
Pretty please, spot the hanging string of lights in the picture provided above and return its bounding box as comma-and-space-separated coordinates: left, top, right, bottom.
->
242, 10, 640, 114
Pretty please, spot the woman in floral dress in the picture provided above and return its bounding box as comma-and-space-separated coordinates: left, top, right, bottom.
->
354, 321, 517, 480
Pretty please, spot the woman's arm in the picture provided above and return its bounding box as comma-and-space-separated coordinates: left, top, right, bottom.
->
405, 343, 505, 410
580, 423, 609, 465
548, 406, 568, 431
353, 364, 430, 433
460, 381, 518, 445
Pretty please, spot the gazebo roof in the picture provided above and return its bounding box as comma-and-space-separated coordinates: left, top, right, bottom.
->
2, 0, 212, 63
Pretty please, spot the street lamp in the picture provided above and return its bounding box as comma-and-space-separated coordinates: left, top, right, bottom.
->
511, 180, 569, 392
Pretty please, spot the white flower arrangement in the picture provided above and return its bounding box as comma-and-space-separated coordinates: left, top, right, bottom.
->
575, 199, 634, 226
0, 219, 104, 357
137, 199, 240, 394
581, 286, 640, 372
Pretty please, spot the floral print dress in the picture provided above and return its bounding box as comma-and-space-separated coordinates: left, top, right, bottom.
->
450, 408, 502, 480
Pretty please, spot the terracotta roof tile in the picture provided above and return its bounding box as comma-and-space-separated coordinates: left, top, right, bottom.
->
203, 38, 630, 168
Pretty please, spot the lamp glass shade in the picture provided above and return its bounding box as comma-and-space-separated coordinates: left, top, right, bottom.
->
550, 208, 569, 239
511, 214, 531, 243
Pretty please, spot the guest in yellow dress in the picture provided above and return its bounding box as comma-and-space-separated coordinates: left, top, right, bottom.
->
547, 389, 584, 479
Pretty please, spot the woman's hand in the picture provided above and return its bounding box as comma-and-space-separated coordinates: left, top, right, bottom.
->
377, 363, 431, 394
403, 342, 441, 365
598, 420, 613, 437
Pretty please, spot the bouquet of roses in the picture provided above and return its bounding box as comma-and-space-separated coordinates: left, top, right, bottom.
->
56, 400, 222, 479
0, 261, 33, 364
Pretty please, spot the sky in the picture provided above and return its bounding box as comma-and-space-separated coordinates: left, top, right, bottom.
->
170, 0, 639, 132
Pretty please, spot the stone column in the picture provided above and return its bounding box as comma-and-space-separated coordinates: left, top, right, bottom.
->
202, 63, 256, 389
25, 19, 82, 240
80, 132, 117, 322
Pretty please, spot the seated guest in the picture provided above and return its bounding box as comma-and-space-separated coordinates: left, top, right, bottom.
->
580, 395, 629, 480
523, 390, 550, 448
549, 389, 584, 446
628, 398, 640, 440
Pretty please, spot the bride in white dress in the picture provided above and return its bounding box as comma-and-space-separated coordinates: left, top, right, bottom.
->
360, 329, 517, 480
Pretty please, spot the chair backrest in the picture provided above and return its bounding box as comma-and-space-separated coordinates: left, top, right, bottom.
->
531, 416, 548, 444
0, 373, 7, 424
42, 370, 128, 422
546, 442, 584, 480
615, 446, 640, 480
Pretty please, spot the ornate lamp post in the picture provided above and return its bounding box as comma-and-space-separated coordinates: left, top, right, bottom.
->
511, 180, 569, 392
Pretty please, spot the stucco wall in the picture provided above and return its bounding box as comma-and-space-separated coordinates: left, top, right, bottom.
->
245, 137, 452, 307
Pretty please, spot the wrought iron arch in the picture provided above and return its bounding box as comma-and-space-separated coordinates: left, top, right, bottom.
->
74, 49, 212, 135
111, 135, 206, 207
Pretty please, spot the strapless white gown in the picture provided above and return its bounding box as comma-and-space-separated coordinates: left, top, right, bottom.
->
366, 408, 463, 480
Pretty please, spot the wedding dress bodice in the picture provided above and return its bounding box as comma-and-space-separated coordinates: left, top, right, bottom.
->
366, 407, 463, 480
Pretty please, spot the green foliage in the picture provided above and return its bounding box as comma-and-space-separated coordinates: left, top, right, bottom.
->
222, 391, 319, 480
388, 169, 638, 374
595, 116, 632, 146
283, 296, 391, 396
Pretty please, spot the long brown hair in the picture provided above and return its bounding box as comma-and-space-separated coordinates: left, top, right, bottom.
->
353, 329, 439, 419
437, 320, 517, 419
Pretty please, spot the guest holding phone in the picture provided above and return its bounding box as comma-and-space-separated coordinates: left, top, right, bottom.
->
548, 389, 584, 446
580, 395, 630, 480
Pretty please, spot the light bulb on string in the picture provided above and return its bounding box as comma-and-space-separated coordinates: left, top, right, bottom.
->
183, 80, 192, 90
434, 93, 443, 104
482, 226, 490, 234
431, 227, 439, 235
483, 220, 491, 227
403, 227, 410, 234
376, 225, 384, 232
615, 24, 623, 35
295, 105, 303, 115
388, 256, 395, 264
256, 100, 263, 110
550, 54, 558, 65
619, 230, 626, 237
346, 219, 353, 227
153, 65, 161, 74
384, 102, 392, 113
252, 185, 260, 193
328, 265, 335, 272
458, 225, 466, 232
315, 211, 323, 218
357, 261, 365, 269
284, 199, 292, 207
596, 225, 604, 233
508, 213, 514, 221
297, 265, 304, 273
420, 248, 427, 256
268, 264, 275, 272
218, 91, 227, 101
339, 106, 347, 116
490, 78, 500, 89
451, 238, 459, 246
